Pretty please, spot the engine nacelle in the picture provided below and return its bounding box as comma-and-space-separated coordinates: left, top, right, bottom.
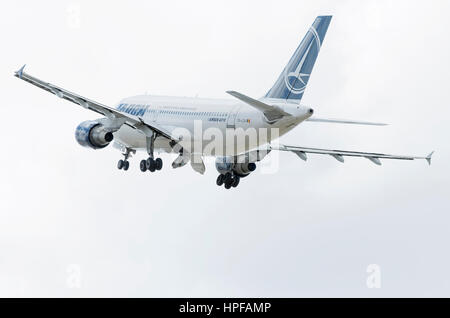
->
75, 120, 114, 149
215, 156, 234, 175
233, 162, 257, 176
215, 157, 256, 177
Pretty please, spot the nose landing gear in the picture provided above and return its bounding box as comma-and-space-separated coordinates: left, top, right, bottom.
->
117, 148, 135, 171
117, 159, 129, 171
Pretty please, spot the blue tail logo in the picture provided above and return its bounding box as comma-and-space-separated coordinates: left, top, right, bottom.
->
265, 16, 332, 101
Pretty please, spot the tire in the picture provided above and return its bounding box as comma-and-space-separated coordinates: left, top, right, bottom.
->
123, 160, 130, 171
232, 176, 240, 188
140, 160, 147, 172
224, 172, 232, 184
147, 158, 156, 172
117, 159, 124, 170
224, 180, 232, 189
155, 158, 163, 170
216, 174, 224, 186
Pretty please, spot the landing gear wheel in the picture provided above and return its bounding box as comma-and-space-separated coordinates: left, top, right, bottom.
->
232, 176, 240, 188
146, 158, 156, 172
155, 158, 163, 170
117, 159, 124, 170
216, 174, 224, 186
224, 179, 233, 189
140, 160, 147, 172
123, 160, 130, 171
223, 172, 232, 184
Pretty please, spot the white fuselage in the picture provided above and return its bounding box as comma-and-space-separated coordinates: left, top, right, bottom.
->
113, 95, 313, 157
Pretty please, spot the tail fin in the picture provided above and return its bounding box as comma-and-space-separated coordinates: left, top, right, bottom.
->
265, 15, 332, 102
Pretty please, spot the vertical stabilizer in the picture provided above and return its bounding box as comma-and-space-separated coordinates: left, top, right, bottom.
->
265, 16, 332, 102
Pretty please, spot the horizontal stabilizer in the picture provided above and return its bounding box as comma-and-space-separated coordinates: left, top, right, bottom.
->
226, 90, 290, 122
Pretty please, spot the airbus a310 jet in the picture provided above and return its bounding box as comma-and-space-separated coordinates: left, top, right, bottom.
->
15, 16, 432, 189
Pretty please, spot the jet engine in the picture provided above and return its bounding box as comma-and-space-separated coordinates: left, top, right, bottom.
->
75, 120, 114, 149
215, 157, 256, 177
233, 162, 257, 177
215, 156, 257, 189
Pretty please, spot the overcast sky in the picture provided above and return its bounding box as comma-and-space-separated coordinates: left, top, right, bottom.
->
0, 0, 449, 297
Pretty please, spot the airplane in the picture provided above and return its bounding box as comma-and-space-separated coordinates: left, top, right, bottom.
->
14, 15, 433, 189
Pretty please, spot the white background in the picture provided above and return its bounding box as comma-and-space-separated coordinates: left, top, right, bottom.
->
0, 0, 449, 297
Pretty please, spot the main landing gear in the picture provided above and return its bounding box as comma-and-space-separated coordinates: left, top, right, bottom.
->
216, 173, 240, 189
116, 132, 164, 173
139, 157, 163, 172
139, 131, 163, 173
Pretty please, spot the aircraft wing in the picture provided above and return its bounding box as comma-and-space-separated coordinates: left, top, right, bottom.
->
14, 65, 181, 142
306, 117, 387, 126
271, 144, 434, 165
226, 90, 291, 121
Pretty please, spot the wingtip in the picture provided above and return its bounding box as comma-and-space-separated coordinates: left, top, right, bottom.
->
15, 64, 26, 78
426, 151, 434, 165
